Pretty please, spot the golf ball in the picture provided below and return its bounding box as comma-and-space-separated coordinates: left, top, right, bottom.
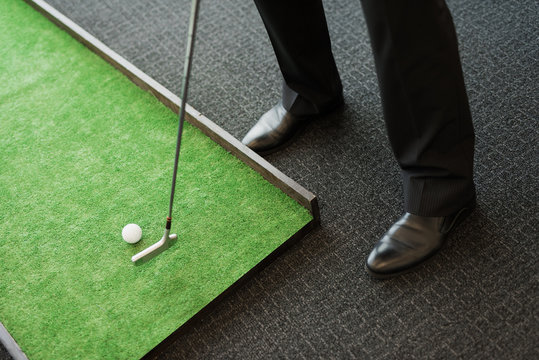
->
122, 223, 142, 244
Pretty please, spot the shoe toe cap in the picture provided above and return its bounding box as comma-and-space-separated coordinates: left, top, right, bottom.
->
241, 104, 287, 148
366, 241, 411, 275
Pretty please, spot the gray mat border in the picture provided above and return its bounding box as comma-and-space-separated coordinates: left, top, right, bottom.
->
0, 324, 27, 360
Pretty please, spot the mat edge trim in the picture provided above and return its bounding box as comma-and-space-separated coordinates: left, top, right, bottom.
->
1, 1, 321, 359
0, 323, 28, 360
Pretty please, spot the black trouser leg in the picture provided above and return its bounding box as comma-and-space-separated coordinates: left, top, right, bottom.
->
360, 0, 475, 216
253, 0, 343, 115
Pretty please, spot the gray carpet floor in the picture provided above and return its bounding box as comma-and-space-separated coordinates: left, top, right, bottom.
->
2, 0, 538, 359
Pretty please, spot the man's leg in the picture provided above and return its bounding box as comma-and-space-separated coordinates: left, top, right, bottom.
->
242, 0, 343, 154
361, 0, 476, 277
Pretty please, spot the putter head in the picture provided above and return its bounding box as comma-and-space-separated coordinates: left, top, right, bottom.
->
131, 231, 178, 265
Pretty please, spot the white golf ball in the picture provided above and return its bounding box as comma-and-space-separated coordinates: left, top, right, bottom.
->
122, 223, 142, 244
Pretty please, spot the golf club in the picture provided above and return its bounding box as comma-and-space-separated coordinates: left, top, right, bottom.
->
132, 0, 201, 265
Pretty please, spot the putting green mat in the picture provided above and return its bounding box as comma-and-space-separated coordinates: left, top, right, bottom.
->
0, 1, 312, 359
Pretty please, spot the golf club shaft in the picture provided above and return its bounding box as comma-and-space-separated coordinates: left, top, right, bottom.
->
168, 0, 201, 220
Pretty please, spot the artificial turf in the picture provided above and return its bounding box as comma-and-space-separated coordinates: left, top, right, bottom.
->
0, 1, 312, 359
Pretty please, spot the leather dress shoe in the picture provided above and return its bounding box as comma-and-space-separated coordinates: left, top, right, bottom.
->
366, 199, 476, 279
242, 100, 342, 155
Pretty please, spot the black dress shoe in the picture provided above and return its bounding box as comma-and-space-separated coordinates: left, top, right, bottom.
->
242, 100, 342, 155
366, 199, 476, 279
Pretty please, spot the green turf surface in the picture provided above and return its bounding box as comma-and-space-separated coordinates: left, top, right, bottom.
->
0, 1, 312, 359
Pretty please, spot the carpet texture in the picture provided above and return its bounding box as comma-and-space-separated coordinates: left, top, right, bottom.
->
0, 1, 311, 359
2, 0, 538, 359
